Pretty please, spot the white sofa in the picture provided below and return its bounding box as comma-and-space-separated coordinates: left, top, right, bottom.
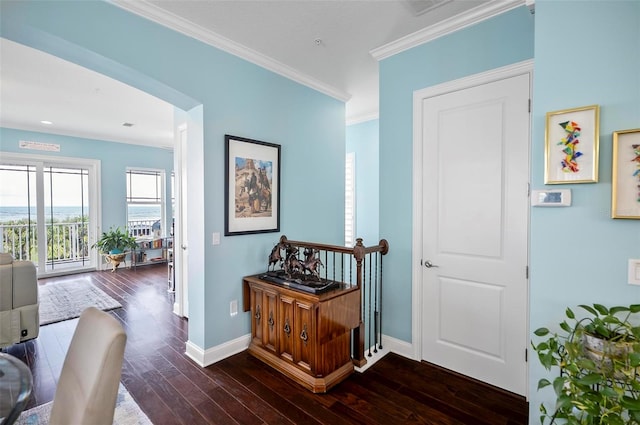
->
0, 253, 39, 348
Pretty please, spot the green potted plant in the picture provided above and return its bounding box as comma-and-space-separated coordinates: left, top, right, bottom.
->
92, 226, 138, 254
532, 303, 640, 424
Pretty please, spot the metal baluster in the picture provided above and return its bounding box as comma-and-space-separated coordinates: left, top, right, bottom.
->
332, 251, 336, 283
368, 254, 373, 357
379, 253, 383, 350
374, 251, 378, 353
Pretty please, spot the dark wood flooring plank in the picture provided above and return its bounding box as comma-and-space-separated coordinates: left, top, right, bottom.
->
7, 265, 527, 425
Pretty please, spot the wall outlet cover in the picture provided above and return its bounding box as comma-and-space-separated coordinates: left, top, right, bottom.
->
628, 259, 640, 285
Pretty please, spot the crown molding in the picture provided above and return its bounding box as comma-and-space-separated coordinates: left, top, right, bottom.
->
109, 0, 351, 102
370, 0, 525, 61
346, 111, 379, 126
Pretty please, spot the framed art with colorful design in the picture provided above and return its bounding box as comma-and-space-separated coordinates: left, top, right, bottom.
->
544, 105, 600, 184
612, 128, 640, 219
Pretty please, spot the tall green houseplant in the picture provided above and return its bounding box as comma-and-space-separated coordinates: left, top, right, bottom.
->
532, 303, 640, 424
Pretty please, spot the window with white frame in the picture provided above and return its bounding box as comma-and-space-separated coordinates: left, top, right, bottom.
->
345, 152, 356, 247
126, 169, 165, 238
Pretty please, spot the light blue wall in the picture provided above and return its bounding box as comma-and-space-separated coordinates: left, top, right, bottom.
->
0, 128, 173, 230
0, 1, 345, 349
379, 1, 640, 420
346, 119, 379, 245
379, 6, 535, 343
530, 0, 640, 419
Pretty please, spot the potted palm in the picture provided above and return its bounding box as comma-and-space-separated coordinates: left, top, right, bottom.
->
93, 226, 138, 254
92, 226, 138, 272
532, 303, 640, 424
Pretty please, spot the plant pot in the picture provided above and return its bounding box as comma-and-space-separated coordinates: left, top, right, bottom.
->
109, 248, 123, 254
582, 333, 637, 378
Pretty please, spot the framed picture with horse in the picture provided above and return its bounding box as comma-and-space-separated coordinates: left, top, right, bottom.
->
225, 134, 281, 236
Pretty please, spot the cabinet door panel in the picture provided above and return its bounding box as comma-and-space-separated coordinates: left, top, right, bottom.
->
279, 296, 295, 362
295, 301, 314, 373
263, 289, 278, 354
251, 287, 263, 346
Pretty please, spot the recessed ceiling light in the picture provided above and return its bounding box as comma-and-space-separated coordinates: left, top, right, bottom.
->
122, 122, 134, 127
40, 120, 53, 125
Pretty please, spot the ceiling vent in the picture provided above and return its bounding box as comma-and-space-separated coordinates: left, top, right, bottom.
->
122, 122, 134, 127
404, 0, 452, 16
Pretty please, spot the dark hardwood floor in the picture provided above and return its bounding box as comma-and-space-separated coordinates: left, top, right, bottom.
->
6, 265, 528, 424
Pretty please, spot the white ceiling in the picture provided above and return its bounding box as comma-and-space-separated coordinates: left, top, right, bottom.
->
0, 0, 521, 150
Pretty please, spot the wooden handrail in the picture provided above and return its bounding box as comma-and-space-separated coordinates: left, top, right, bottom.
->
279, 235, 389, 262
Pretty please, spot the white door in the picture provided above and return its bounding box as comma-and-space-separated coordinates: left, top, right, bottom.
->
419, 72, 530, 395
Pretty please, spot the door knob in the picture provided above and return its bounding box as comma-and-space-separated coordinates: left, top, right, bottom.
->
424, 260, 439, 268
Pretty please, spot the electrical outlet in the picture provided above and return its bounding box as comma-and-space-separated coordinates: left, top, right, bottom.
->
230, 299, 238, 316
628, 260, 640, 285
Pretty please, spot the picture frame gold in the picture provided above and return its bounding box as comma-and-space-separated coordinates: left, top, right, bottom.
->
612, 128, 640, 219
544, 105, 600, 184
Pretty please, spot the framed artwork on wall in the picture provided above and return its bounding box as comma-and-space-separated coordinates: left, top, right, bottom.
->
612, 128, 640, 219
225, 135, 281, 236
544, 105, 600, 184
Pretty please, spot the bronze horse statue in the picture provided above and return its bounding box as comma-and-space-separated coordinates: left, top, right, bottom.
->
268, 242, 284, 271
283, 245, 303, 277
300, 248, 324, 279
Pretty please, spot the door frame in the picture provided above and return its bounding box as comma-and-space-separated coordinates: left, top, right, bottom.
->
411, 59, 533, 393
173, 123, 188, 318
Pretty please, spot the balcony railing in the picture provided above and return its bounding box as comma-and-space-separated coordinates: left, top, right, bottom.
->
128, 219, 158, 237
1, 221, 90, 265
1, 220, 158, 264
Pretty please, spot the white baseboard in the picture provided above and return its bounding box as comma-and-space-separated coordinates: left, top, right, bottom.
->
184, 334, 251, 367
354, 334, 415, 373
383, 334, 416, 360
185, 332, 414, 371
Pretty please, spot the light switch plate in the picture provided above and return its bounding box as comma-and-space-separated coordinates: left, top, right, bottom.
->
628, 259, 640, 285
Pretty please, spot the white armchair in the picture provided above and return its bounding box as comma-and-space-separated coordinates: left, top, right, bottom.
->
0, 253, 39, 348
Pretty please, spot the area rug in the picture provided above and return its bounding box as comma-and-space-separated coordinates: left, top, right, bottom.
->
13, 383, 152, 425
39, 280, 122, 326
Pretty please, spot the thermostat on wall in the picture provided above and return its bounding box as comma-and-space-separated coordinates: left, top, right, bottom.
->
531, 189, 571, 207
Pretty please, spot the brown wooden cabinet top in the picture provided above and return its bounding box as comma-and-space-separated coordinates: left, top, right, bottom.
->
242, 274, 359, 312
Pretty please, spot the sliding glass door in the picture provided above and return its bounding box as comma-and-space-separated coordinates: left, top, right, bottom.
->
0, 153, 100, 276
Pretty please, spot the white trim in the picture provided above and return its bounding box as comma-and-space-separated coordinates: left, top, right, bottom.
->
370, 0, 524, 61
346, 112, 379, 126
184, 332, 414, 373
184, 334, 251, 367
354, 333, 416, 373
382, 334, 416, 360
411, 59, 533, 366
345, 152, 356, 247
109, 0, 350, 102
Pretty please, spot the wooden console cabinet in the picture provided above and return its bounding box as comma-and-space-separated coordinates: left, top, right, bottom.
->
243, 274, 360, 393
